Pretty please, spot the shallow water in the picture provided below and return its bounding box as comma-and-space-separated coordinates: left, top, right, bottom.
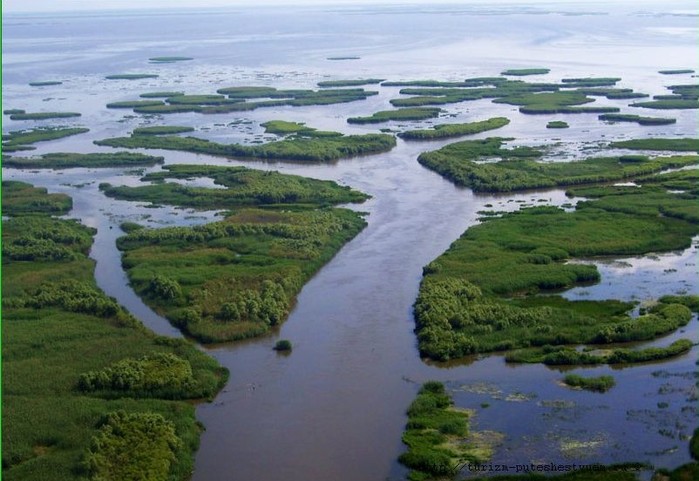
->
3, 2, 699, 481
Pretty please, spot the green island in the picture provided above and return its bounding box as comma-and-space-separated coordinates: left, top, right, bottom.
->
546, 121, 569, 129
561, 374, 615, 392
259, 120, 341, 138
4, 109, 26, 115
609, 138, 699, 151
560, 77, 621, 87
399, 381, 498, 481
148, 56, 193, 63
94, 125, 396, 162
3, 152, 164, 169
658, 69, 695, 75
102, 164, 370, 343
28, 81, 63, 87
327, 56, 360, 60
397, 117, 510, 140
493, 91, 619, 114
2, 181, 73, 215
2, 127, 90, 153
598, 113, 676, 125
105, 74, 159, 80
132, 126, 195, 135
347, 107, 442, 124
112, 87, 379, 114
9, 112, 81, 120
99, 164, 369, 209
317, 78, 385, 87
575, 88, 648, 99
2, 183, 226, 481
273, 339, 293, 351
416, 137, 699, 192
413, 167, 699, 362
631, 99, 699, 109
501, 68, 551, 76
139, 91, 185, 98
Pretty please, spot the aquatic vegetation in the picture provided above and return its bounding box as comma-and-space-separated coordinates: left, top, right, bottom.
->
100, 164, 369, 209
28, 81, 63, 86
3, 152, 164, 169
347, 107, 442, 124
398, 117, 510, 140
94, 128, 396, 162
501, 68, 550, 76
417, 137, 699, 192
2, 180, 72, 216
658, 69, 695, 74
493, 91, 616, 114
2, 185, 226, 481
2, 127, 90, 151
666, 84, 699, 99
274, 340, 293, 351
413, 170, 699, 361
598, 113, 676, 125
105, 74, 159, 80
148, 56, 193, 62
9, 111, 81, 120
106, 100, 165, 109
631, 99, 699, 109
132, 125, 195, 135
317, 78, 385, 87
562, 374, 615, 392
327, 56, 360, 60
261, 120, 315, 135
609, 138, 699, 151
399, 381, 488, 481
546, 121, 569, 128
560, 77, 621, 87
117, 207, 367, 342
139, 91, 185, 98
4, 109, 25, 115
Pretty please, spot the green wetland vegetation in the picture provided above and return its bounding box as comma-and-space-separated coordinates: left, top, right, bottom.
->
546, 121, 569, 128
417, 136, 699, 192
3, 152, 164, 169
2, 127, 90, 152
9, 111, 81, 120
148, 56, 193, 63
609, 138, 699, 152
317, 78, 385, 87
598, 113, 676, 125
561, 374, 615, 392
105, 74, 159, 80
102, 164, 370, 342
399, 382, 493, 481
658, 69, 695, 74
28, 81, 63, 86
631, 99, 699, 109
397, 117, 510, 140
347, 107, 442, 124
94, 125, 395, 162
501, 68, 551, 76
132, 125, 195, 135
413, 167, 699, 362
2, 184, 226, 481
99, 164, 369, 209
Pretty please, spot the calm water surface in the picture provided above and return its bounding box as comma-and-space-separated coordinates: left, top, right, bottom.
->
3, 3, 698, 480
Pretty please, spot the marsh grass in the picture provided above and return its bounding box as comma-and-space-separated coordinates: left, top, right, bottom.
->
3, 152, 164, 169
347, 107, 442, 124
9, 112, 81, 120
398, 117, 510, 140
2, 185, 226, 481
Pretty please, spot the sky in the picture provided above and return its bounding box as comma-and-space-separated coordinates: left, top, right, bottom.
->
4, 0, 670, 14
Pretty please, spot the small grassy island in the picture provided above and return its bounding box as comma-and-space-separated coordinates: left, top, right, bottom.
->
148, 56, 193, 63
94, 124, 396, 162
317, 78, 385, 87
399, 381, 498, 481
413, 165, 699, 363
103, 164, 370, 343
9, 111, 81, 120
3, 152, 164, 169
347, 107, 442, 124
598, 113, 676, 125
658, 69, 695, 75
132, 125, 195, 135
105, 74, 159, 80
2, 127, 90, 153
501, 68, 551, 76
562, 374, 615, 392
2, 183, 226, 481
398, 117, 510, 140
546, 120, 569, 129
417, 137, 699, 192
28, 81, 63, 87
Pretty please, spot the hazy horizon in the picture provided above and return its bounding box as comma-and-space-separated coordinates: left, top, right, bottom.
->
4, 0, 691, 14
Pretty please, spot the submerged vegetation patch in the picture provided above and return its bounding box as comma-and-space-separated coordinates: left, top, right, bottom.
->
148, 56, 193, 63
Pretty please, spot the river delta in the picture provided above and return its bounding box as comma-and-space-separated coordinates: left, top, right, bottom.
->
2, 2, 698, 481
